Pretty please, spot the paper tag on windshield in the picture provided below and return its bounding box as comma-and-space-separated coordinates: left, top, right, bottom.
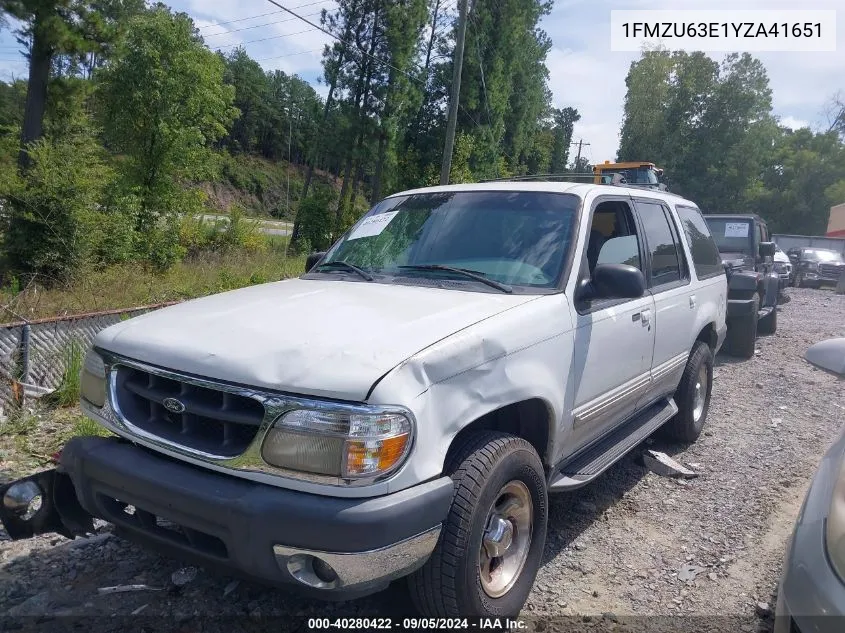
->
346, 211, 400, 240
724, 222, 749, 238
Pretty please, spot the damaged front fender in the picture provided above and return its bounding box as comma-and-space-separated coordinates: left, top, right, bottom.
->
0, 469, 94, 540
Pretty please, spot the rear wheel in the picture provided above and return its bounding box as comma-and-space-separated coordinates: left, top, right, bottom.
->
661, 342, 713, 443
408, 432, 547, 618
724, 293, 759, 359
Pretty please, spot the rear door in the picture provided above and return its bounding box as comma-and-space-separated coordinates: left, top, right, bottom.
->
565, 196, 656, 455
632, 198, 695, 407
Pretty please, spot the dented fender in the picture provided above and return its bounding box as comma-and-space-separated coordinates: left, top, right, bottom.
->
369, 294, 577, 493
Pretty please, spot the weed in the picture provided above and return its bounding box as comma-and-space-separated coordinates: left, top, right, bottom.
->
47, 339, 85, 408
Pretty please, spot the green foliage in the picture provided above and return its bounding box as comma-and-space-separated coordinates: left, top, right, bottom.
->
297, 186, 338, 252
3, 127, 111, 281
47, 338, 85, 407
97, 6, 237, 266
179, 205, 266, 257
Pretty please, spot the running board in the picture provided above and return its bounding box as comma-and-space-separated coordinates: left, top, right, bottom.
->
549, 398, 678, 492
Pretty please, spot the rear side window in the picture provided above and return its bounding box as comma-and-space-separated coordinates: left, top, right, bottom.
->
635, 201, 685, 287
676, 206, 724, 279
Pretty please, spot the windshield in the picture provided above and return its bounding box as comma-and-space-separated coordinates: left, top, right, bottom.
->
599, 167, 658, 185
804, 249, 844, 262
703, 218, 752, 254
319, 191, 580, 291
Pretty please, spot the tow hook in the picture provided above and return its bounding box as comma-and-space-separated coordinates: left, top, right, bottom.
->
0, 469, 94, 540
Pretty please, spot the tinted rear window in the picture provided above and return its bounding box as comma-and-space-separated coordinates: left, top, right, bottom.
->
676, 206, 724, 279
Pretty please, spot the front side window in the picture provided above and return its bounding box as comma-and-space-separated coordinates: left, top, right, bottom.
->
319, 191, 580, 292
676, 205, 724, 279
587, 200, 642, 273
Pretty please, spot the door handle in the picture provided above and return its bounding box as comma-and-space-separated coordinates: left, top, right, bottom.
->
689, 295, 697, 309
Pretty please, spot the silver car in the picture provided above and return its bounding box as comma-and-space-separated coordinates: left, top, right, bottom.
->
776, 338, 845, 633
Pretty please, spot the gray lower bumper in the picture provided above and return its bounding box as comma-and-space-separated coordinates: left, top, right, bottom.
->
47, 436, 452, 599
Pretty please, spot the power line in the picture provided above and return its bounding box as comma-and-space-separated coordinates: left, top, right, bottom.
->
262, 0, 428, 87
252, 48, 322, 62
214, 28, 318, 51
203, 11, 324, 38
198, 0, 334, 31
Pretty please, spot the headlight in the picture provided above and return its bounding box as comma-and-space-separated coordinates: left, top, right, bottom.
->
80, 349, 106, 408
826, 453, 845, 582
261, 408, 413, 482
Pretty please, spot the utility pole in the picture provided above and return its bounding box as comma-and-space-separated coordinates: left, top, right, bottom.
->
440, 0, 469, 186
572, 138, 590, 169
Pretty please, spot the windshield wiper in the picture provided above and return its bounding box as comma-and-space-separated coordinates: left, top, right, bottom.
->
313, 261, 374, 281
397, 264, 513, 293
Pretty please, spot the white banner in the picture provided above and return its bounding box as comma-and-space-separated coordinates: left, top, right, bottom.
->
610, 10, 837, 53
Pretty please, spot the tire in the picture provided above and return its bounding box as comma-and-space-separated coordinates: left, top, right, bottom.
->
724, 293, 759, 359
758, 304, 777, 335
408, 432, 547, 618
661, 341, 713, 443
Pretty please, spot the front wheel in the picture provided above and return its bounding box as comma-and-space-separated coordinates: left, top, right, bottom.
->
408, 432, 547, 618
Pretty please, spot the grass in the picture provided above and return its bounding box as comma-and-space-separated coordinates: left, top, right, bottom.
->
47, 340, 85, 407
0, 403, 113, 478
0, 238, 308, 322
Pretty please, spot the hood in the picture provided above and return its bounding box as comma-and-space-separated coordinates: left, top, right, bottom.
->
95, 278, 537, 401
773, 251, 790, 264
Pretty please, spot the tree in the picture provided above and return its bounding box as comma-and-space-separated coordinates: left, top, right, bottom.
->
549, 106, 579, 173
97, 6, 237, 268
826, 92, 845, 138
222, 47, 270, 154
618, 50, 774, 212
1, 0, 101, 166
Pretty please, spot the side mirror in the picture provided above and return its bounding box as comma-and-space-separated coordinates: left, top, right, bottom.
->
759, 242, 776, 258
305, 251, 326, 273
580, 264, 646, 302
805, 338, 845, 377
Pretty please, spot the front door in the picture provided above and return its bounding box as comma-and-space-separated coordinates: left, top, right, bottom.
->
565, 197, 656, 455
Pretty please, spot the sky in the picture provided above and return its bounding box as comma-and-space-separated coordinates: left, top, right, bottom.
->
0, 0, 842, 163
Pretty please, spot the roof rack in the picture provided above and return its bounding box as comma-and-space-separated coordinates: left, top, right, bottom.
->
478, 173, 596, 183
478, 172, 674, 193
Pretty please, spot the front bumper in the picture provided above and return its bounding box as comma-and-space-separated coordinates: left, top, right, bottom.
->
7, 437, 453, 599
727, 298, 758, 319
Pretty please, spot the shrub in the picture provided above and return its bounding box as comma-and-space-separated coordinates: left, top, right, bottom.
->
297, 186, 337, 252
3, 131, 112, 283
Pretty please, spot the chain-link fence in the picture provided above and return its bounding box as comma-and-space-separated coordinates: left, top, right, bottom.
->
0, 302, 179, 416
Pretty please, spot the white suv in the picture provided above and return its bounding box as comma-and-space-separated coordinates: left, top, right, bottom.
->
1, 181, 728, 618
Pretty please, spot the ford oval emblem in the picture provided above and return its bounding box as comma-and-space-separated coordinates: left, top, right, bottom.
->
162, 397, 186, 414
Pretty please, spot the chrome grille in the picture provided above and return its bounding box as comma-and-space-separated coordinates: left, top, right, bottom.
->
819, 263, 844, 279
113, 365, 265, 457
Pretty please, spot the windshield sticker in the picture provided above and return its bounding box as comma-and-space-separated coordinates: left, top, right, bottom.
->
724, 222, 749, 238
346, 210, 400, 240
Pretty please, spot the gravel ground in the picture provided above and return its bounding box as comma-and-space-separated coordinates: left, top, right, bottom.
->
1, 287, 844, 632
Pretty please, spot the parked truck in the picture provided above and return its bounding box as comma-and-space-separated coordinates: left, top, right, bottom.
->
703, 214, 780, 359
